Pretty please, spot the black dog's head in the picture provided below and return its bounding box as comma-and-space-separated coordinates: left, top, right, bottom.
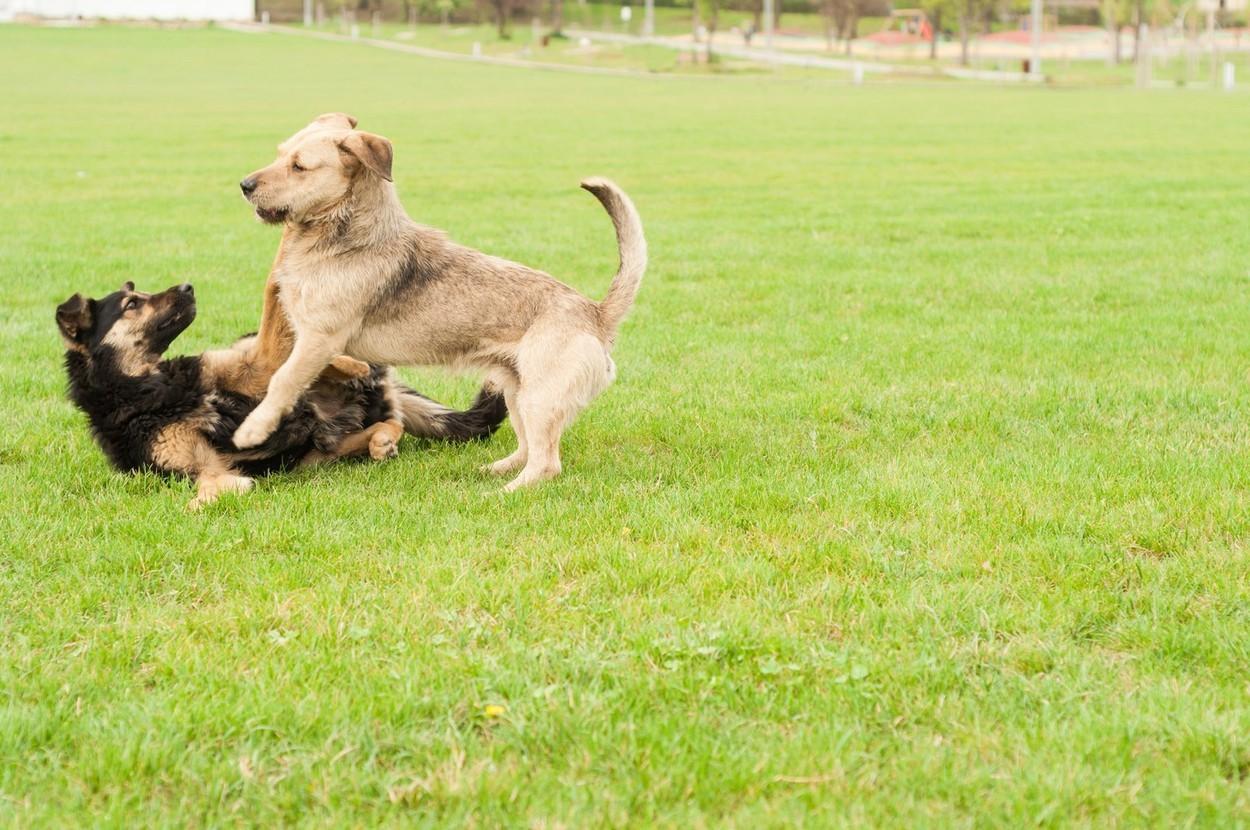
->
56, 282, 197, 372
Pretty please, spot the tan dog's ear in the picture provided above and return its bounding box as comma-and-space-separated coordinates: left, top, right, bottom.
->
121, 280, 135, 292
338, 131, 393, 182
315, 112, 358, 130
56, 294, 95, 343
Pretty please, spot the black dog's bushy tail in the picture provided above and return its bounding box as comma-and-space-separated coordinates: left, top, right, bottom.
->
397, 383, 508, 442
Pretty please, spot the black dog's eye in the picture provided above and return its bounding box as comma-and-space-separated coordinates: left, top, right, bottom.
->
123, 298, 139, 311
292, 161, 306, 173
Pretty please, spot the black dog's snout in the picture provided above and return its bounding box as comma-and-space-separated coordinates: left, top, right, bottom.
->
239, 178, 258, 196
177, 283, 194, 295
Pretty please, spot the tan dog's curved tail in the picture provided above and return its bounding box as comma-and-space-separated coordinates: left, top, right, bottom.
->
581, 177, 646, 344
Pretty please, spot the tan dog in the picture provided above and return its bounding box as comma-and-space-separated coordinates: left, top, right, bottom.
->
231, 113, 647, 490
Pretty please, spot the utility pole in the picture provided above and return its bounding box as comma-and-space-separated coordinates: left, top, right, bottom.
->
1029, 0, 1042, 79
644, 0, 654, 36
303, 0, 312, 27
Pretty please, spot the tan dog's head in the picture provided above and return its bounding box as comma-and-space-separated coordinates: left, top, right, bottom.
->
239, 112, 394, 225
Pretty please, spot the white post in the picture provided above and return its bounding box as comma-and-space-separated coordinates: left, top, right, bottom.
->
763, 0, 774, 53
303, 0, 312, 26
1029, 0, 1042, 79
1223, 60, 1235, 90
643, 0, 654, 37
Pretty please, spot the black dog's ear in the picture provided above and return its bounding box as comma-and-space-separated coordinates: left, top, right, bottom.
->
121, 281, 134, 292
56, 294, 95, 343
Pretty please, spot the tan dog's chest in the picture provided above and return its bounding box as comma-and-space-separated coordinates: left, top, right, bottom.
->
274, 257, 373, 337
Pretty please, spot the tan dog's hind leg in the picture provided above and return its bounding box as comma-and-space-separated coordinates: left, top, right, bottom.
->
502, 333, 612, 491
485, 383, 527, 476
503, 390, 566, 491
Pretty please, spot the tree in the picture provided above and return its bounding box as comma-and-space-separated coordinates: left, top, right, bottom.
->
550, 0, 563, 35
821, 0, 862, 53
480, 0, 512, 37
840, 0, 861, 54
821, 0, 836, 49
695, 0, 721, 59
1102, 0, 1123, 62
955, 0, 993, 66
927, 2, 943, 59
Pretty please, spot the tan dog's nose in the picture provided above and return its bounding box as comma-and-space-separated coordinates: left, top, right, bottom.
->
240, 178, 258, 196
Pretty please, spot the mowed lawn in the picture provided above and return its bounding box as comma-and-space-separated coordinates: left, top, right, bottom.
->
3, 24, 1250, 827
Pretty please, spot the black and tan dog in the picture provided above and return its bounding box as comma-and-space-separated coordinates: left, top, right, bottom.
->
57, 281, 505, 509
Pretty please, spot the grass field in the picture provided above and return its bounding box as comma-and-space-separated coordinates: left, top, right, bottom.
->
3, 23, 1250, 827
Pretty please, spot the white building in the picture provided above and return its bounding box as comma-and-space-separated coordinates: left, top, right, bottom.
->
0, 0, 255, 21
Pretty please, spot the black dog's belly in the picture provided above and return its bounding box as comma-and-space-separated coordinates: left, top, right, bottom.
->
205, 367, 395, 476
205, 392, 322, 476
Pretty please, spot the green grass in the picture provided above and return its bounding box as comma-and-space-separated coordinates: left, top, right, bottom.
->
4, 22, 1250, 827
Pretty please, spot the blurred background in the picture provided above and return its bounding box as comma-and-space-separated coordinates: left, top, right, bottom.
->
3, 0, 1249, 86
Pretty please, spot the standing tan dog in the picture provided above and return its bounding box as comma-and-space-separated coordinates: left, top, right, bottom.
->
232, 113, 647, 490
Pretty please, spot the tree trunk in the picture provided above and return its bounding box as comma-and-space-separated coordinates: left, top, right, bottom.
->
753, 0, 762, 30
692, 0, 702, 60
1130, 0, 1142, 60
844, 9, 857, 54
551, 0, 563, 34
705, 0, 718, 60
823, 0, 835, 50
929, 7, 941, 59
495, 0, 511, 37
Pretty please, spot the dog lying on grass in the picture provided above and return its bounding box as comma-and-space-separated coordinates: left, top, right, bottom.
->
57, 281, 506, 509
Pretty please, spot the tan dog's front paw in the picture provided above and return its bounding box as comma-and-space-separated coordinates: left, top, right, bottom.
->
233, 408, 280, 449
